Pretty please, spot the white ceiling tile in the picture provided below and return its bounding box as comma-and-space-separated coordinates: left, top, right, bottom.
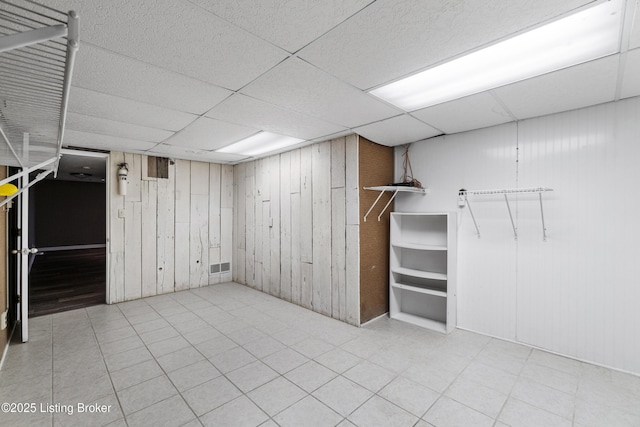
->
354, 115, 441, 146
620, 48, 640, 99
298, 0, 593, 90
69, 87, 197, 132
494, 56, 619, 120
189, 0, 374, 53
411, 92, 514, 134
63, 130, 159, 153
49, 0, 288, 90
311, 130, 357, 143
240, 57, 400, 128
72, 45, 231, 115
148, 144, 247, 164
65, 112, 174, 143
205, 93, 347, 140
163, 117, 258, 151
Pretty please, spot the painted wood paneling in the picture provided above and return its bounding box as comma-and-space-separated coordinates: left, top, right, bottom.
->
395, 97, 640, 375
280, 151, 292, 301
245, 167, 256, 288
312, 142, 332, 316
234, 163, 246, 285
208, 163, 222, 285
141, 180, 158, 297
124, 200, 142, 300
156, 161, 175, 294
174, 160, 191, 291
109, 152, 125, 303
123, 153, 141, 203
300, 146, 313, 265
108, 153, 231, 301
290, 192, 302, 305
253, 159, 264, 291
209, 163, 221, 249
232, 137, 362, 325
269, 155, 281, 297
190, 194, 209, 288
345, 134, 359, 226
261, 200, 271, 294
331, 187, 346, 321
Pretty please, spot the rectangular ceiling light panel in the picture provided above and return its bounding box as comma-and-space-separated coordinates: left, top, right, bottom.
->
370, 0, 623, 111
217, 132, 304, 156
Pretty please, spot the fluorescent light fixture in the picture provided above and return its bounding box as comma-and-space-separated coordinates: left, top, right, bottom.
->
216, 132, 304, 156
370, 0, 623, 111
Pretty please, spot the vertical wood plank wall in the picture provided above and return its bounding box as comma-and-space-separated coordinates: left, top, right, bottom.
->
108, 152, 233, 303
233, 136, 361, 326
394, 97, 640, 376
358, 138, 395, 324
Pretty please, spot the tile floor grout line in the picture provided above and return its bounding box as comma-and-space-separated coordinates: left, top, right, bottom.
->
5, 282, 640, 426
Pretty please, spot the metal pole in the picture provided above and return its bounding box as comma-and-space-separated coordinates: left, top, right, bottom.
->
539, 192, 547, 241
54, 10, 79, 177
465, 195, 480, 238
504, 194, 517, 240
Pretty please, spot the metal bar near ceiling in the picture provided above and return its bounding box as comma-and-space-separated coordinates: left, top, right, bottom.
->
0, 0, 79, 180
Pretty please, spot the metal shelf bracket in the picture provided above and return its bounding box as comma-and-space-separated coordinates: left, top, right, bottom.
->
363, 186, 428, 222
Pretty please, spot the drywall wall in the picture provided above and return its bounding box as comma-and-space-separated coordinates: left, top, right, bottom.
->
108, 152, 233, 303
233, 135, 361, 325
394, 96, 640, 375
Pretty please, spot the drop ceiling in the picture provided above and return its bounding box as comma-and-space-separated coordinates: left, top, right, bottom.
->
4, 0, 640, 165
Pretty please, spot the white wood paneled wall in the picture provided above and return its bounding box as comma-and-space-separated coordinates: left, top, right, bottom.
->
233, 136, 360, 325
108, 152, 233, 303
394, 97, 640, 375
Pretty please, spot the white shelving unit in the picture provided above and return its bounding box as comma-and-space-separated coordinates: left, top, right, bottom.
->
389, 212, 457, 333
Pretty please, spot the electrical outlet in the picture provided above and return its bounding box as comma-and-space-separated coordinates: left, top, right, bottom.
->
0, 311, 6, 330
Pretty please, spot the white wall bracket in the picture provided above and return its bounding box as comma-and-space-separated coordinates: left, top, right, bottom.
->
0, 157, 57, 209
459, 187, 553, 241
363, 186, 428, 222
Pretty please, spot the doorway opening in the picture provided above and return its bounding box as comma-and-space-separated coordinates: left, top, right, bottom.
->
28, 151, 107, 317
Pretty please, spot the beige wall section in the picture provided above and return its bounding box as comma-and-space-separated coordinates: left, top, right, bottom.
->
233, 135, 361, 326
0, 167, 8, 353
108, 152, 233, 303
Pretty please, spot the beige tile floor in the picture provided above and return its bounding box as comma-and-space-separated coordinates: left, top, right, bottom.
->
0, 282, 639, 427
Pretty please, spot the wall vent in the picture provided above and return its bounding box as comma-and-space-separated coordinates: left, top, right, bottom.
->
210, 263, 231, 274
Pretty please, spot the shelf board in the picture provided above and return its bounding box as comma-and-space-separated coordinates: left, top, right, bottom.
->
392, 266, 447, 281
390, 312, 446, 333
363, 185, 427, 194
391, 282, 446, 297
391, 241, 447, 251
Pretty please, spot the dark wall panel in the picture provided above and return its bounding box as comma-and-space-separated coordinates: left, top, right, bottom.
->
31, 180, 106, 247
